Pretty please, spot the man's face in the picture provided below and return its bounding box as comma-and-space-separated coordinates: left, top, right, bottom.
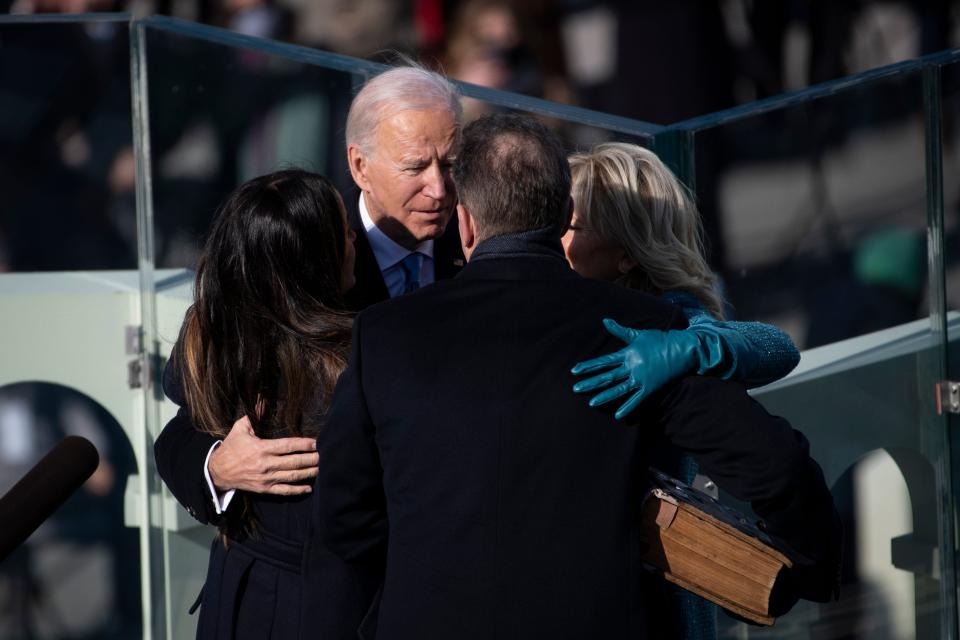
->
349, 108, 459, 250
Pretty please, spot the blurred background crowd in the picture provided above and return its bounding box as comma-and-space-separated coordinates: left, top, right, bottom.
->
3, 0, 958, 115
3, 2, 960, 638
3, 0, 959, 341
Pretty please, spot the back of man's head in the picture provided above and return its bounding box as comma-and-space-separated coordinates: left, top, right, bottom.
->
454, 114, 571, 242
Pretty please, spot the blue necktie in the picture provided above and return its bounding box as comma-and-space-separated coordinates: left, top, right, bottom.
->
399, 252, 423, 294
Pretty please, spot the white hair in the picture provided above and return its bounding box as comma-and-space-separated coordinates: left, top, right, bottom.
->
345, 66, 463, 155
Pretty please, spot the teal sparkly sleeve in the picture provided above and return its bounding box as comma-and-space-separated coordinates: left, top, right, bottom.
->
571, 293, 802, 421
672, 294, 800, 387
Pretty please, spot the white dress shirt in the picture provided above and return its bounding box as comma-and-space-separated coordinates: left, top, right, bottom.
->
205, 440, 234, 514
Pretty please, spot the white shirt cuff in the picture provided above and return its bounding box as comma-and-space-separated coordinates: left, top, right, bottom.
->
203, 440, 236, 514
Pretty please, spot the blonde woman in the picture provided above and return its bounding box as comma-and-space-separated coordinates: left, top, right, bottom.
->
564, 142, 800, 638
565, 142, 799, 419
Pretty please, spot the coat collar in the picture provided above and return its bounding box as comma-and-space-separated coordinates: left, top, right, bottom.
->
458, 224, 577, 282
469, 223, 566, 263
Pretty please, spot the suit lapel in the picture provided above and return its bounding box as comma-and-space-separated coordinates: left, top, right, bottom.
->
344, 193, 390, 312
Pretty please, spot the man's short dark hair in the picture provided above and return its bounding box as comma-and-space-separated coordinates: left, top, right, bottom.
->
454, 113, 571, 239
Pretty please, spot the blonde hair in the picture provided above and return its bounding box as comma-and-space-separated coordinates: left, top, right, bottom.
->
569, 143, 724, 319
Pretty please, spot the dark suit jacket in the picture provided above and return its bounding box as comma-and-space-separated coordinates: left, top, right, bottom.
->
153, 191, 465, 524
314, 235, 841, 639
344, 190, 465, 312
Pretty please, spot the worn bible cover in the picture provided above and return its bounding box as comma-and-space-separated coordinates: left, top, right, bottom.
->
639, 469, 797, 626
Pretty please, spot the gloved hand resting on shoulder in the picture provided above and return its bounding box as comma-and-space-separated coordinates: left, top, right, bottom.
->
572, 315, 797, 420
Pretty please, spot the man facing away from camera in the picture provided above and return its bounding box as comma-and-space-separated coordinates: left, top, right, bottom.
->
314, 113, 842, 639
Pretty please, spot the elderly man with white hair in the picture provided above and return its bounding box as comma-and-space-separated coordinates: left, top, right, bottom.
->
153, 66, 465, 527
342, 66, 465, 310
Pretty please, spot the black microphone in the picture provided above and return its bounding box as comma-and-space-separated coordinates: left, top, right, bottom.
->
0, 436, 100, 562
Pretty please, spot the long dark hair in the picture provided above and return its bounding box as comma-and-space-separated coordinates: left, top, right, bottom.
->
179, 170, 352, 453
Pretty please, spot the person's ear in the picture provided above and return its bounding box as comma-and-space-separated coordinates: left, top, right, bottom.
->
347, 145, 372, 192
458, 203, 477, 260
618, 254, 635, 275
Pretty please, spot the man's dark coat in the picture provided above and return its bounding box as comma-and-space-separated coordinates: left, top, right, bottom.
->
314, 233, 841, 639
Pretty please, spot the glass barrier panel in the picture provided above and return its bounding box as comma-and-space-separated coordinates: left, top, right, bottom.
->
935, 53, 960, 640
683, 69, 928, 350
0, 14, 144, 640
939, 57, 960, 332
672, 66, 957, 638
750, 320, 951, 640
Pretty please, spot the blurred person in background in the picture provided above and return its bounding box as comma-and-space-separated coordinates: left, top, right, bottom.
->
212, 0, 293, 40
805, 227, 926, 348
281, 0, 415, 56
439, 0, 571, 119
415, 0, 570, 121
0, 9, 136, 272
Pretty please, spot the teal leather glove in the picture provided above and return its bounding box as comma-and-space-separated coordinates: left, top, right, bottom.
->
572, 318, 743, 420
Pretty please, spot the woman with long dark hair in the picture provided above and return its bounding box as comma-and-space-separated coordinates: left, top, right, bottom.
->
159, 169, 354, 639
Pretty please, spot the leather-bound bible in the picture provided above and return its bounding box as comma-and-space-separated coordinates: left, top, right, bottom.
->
639, 469, 797, 626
